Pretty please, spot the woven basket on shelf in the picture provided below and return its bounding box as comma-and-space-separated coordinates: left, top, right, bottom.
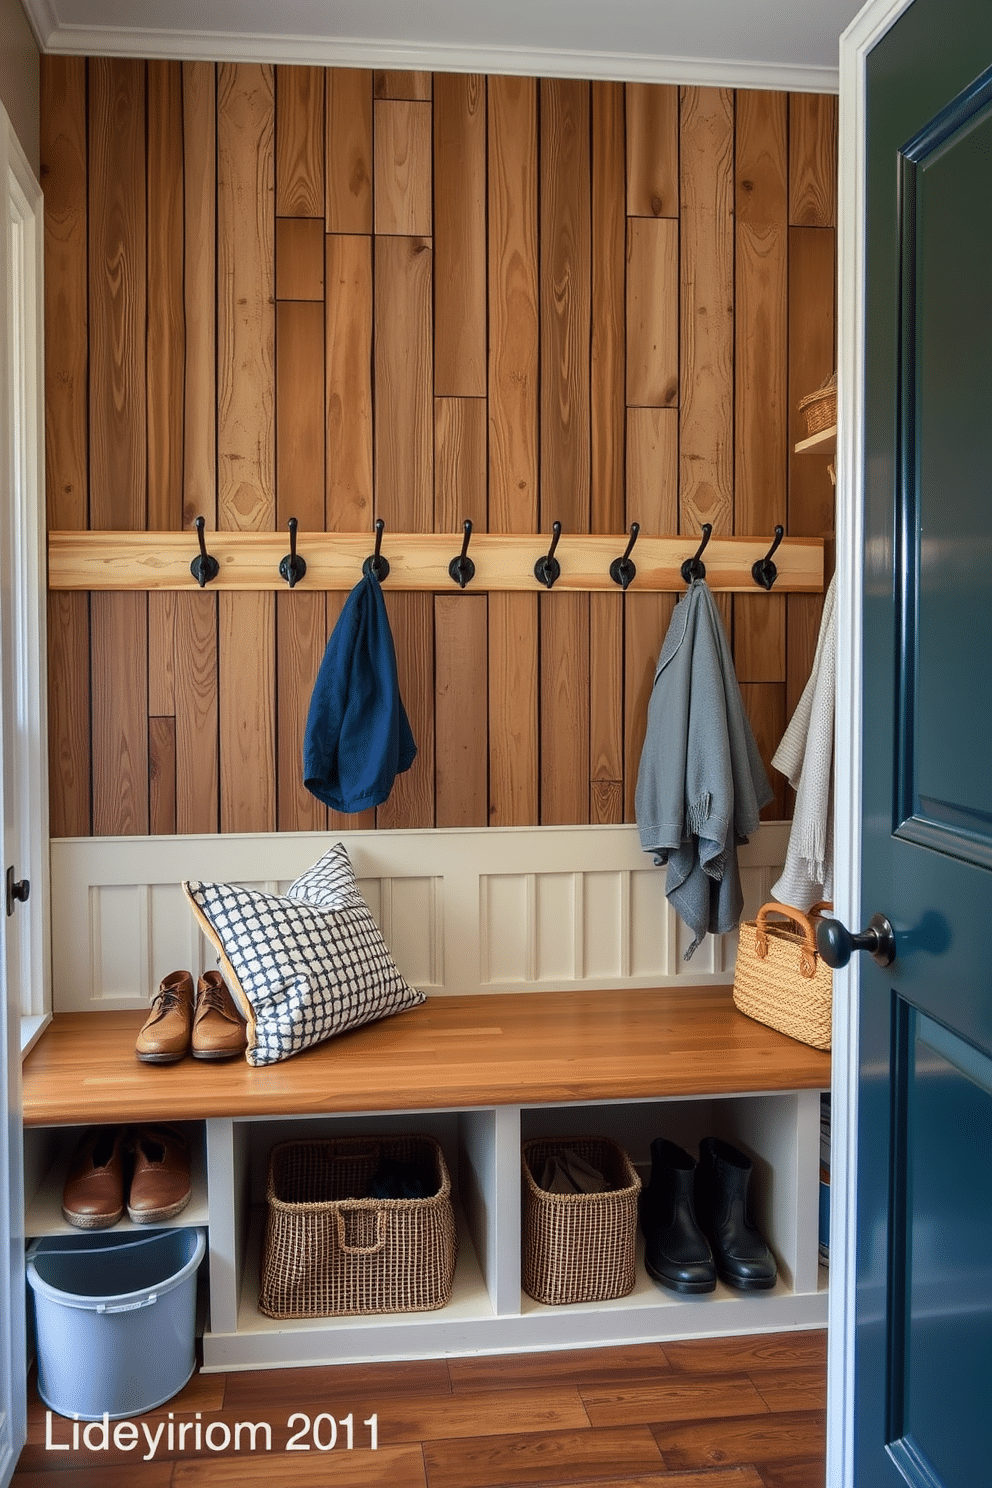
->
258, 1134, 457, 1319
521, 1135, 641, 1306
733, 902, 833, 1051
797, 371, 837, 436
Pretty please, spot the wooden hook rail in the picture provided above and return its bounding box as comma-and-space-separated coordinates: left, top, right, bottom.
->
47, 529, 824, 594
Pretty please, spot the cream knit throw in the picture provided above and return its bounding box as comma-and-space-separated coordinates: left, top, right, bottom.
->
771, 575, 836, 911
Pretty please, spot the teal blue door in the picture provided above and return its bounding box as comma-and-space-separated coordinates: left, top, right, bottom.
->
856, 1, 992, 1482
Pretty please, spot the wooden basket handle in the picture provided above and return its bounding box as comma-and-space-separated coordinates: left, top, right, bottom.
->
755, 902, 819, 979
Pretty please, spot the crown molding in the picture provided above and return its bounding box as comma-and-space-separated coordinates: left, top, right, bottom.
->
33, 22, 839, 91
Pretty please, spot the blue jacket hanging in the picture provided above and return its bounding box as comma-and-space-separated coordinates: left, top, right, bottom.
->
303, 571, 416, 813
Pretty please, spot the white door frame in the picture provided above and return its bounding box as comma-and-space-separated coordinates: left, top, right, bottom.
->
829, 3, 915, 1485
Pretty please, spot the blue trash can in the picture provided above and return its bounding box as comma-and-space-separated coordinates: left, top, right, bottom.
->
27, 1226, 205, 1420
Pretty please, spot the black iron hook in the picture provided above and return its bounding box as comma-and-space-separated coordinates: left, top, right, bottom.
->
189, 516, 219, 588
448, 519, 476, 589
680, 523, 713, 583
534, 520, 563, 589
609, 522, 640, 591
279, 518, 307, 589
362, 517, 390, 582
751, 525, 785, 590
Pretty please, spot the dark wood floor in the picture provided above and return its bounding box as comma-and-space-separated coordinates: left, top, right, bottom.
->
12, 1330, 825, 1487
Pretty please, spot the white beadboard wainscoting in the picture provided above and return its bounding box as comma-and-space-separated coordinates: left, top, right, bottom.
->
50, 821, 790, 1013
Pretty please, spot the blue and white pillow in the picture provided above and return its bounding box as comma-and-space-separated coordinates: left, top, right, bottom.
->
286, 841, 366, 911
183, 872, 424, 1067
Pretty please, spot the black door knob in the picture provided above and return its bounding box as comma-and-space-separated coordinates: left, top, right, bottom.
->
816, 913, 896, 969
5, 865, 30, 917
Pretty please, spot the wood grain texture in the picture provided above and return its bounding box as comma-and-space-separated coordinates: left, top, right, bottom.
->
488, 591, 539, 826
174, 591, 219, 834
148, 715, 177, 834
582, 1374, 770, 1426
275, 64, 323, 217
375, 591, 435, 829
434, 72, 486, 397
786, 591, 825, 721
325, 67, 372, 233
146, 60, 184, 532
741, 681, 787, 818
590, 591, 624, 823
217, 62, 275, 532
626, 82, 679, 218
624, 593, 675, 821
735, 593, 786, 682
788, 225, 836, 545
88, 58, 146, 531
540, 78, 591, 534
680, 86, 735, 536
219, 591, 275, 832
374, 235, 434, 532
325, 234, 373, 532
147, 590, 176, 714
276, 300, 325, 529
90, 591, 148, 835
275, 216, 324, 300
651, 1411, 826, 1473
40, 55, 88, 531
182, 61, 217, 530
488, 74, 539, 533
789, 92, 838, 228
374, 71, 432, 100
434, 594, 488, 827
434, 397, 487, 533
591, 80, 626, 535
374, 100, 432, 236
46, 592, 91, 837
626, 217, 679, 408
276, 590, 328, 832
540, 591, 590, 825
424, 1424, 665, 1488
23, 988, 831, 1125
626, 407, 678, 534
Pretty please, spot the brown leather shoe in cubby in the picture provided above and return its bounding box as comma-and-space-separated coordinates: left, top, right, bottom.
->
127, 1125, 192, 1223
61, 1125, 128, 1229
135, 971, 194, 1063
191, 970, 247, 1061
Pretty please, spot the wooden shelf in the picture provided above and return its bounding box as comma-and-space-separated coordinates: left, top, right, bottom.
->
794, 424, 836, 455
47, 530, 825, 595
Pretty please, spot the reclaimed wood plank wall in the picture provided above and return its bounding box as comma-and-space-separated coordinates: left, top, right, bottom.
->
41, 58, 837, 839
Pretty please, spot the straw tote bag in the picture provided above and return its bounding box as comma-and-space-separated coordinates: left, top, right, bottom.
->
733, 902, 833, 1051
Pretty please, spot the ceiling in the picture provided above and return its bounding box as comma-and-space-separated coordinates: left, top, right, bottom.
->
22, 0, 866, 89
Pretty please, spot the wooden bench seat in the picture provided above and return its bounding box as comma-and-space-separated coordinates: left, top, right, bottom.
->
21, 985, 830, 1127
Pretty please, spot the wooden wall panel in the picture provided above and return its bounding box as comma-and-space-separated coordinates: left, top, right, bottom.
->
146, 60, 184, 532
679, 86, 735, 537
325, 234, 373, 531
88, 58, 147, 531
183, 62, 217, 530
44, 66, 838, 840
325, 69, 372, 234
488, 75, 539, 534
217, 62, 275, 532
434, 73, 487, 398
435, 594, 488, 827
41, 55, 88, 532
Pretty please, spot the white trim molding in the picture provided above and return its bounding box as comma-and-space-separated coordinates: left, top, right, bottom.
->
829, 3, 913, 1486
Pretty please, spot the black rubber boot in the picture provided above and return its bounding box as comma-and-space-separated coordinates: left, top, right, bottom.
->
639, 1138, 716, 1294
695, 1137, 777, 1291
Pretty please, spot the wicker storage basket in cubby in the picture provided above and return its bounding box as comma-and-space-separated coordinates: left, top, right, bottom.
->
258, 1134, 457, 1319
521, 1135, 641, 1306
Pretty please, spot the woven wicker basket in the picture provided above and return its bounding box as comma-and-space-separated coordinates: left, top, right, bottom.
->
258, 1134, 457, 1319
521, 1135, 641, 1306
798, 371, 837, 436
733, 902, 833, 1051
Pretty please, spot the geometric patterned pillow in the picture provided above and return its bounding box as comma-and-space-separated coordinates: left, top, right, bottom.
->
286, 841, 366, 911
182, 879, 425, 1067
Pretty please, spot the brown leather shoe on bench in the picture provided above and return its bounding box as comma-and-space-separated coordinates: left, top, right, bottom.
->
192, 970, 247, 1061
127, 1124, 192, 1223
61, 1125, 127, 1229
135, 971, 194, 1063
